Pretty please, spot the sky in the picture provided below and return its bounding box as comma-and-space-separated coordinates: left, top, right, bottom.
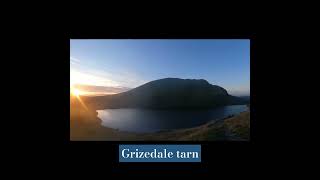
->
70, 39, 250, 96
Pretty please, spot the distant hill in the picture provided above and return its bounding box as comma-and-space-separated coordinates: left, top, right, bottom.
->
239, 96, 250, 101
82, 78, 249, 109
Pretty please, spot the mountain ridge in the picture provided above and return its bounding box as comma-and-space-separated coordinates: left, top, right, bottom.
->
82, 78, 248, 109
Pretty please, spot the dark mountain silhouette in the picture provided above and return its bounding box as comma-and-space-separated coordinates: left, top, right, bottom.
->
82, 78, 248, 109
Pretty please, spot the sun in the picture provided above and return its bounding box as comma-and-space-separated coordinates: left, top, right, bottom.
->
70, 86, 88, 110
71, 87, 82, 97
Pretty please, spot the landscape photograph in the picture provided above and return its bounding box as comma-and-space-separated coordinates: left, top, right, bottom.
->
70, 39, 250, 141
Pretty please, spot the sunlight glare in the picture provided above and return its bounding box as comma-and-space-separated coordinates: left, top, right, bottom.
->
71, 87, 83, 97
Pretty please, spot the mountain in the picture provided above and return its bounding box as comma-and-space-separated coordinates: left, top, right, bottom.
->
82, 78, 248, 109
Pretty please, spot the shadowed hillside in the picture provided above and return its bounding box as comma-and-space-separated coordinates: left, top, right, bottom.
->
70, 95, 141, 140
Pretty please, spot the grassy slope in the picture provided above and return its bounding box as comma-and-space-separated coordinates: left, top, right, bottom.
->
143, 111, 250, 141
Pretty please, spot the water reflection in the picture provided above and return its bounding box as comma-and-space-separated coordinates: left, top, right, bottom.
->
98, 105, 248, 133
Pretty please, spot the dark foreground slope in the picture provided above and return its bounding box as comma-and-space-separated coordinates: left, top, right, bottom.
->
70, 95, 139, 140
162, 111, 250, 141
82, 78, 248, 110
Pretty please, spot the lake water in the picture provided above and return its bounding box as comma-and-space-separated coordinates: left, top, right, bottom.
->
97, 105, 248, 133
